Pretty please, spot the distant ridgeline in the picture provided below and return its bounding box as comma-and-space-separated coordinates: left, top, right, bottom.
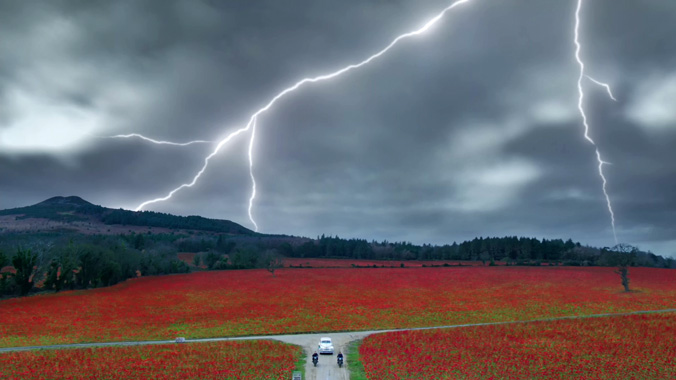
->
0, 196, 103, 222
100, 209, 254, 235
0, 196, 254, 235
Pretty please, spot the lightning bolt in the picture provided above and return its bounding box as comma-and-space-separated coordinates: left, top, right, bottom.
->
135, 0, 475, 230
130, 0, 620, 242
134, 122, 252, 211
247, 117, 258, 232
574, 0, 619, 245
105, 133, 213, 146
585, 75, 618, 101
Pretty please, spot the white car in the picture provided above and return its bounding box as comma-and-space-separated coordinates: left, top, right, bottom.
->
318, 337, 334, 354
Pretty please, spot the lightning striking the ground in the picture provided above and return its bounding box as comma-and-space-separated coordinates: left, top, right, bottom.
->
574, 0, 619, 245
134, 0, 475, 230
106, 134, 213, 146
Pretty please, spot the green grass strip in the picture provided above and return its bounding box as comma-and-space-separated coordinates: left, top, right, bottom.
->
294, 347, 306, 379
346, 339, 368, 380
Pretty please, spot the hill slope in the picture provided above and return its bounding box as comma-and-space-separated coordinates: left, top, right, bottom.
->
0, 196, 255, 235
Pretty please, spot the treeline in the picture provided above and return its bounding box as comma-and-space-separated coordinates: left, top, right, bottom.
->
282, 235, 674, 268
0, 234, 190, 297
0, 232, 284, 298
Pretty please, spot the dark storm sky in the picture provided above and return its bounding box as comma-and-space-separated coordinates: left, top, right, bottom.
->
1, 0, 674, 257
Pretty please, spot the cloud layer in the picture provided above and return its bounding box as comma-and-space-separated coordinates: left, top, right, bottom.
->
1, 0, 674, 257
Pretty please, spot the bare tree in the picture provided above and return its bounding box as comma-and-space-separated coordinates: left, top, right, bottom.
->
261, 250, 284, 277
606, 244, 638, 292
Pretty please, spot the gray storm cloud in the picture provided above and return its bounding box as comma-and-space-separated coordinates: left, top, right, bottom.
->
0, 0, 674, 257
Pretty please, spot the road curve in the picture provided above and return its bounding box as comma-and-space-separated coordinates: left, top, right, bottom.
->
2, 309, 675, 379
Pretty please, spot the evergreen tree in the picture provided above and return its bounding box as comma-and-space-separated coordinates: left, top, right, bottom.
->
12, 247, 37, 296
133, 233, 146, 250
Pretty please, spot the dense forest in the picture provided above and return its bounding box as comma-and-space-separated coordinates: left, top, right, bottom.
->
0, 230, 295, 297
0, 233, 191, 297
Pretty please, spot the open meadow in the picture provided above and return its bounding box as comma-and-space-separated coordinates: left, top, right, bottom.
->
1, 266, 674, 348
356, 312, 676, 379
0, 340, 301, 380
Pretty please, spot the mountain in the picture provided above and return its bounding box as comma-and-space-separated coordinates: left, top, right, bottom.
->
0, 196, 255, 235
39, 196, 95, 207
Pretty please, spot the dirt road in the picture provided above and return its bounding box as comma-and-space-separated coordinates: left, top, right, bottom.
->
270, 331, 372, 380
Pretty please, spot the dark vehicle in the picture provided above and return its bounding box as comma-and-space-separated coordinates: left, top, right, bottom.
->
337, 352, 344, 368
312, 352, 319, 367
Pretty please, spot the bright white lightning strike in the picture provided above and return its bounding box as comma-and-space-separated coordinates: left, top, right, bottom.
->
134, 122, 253, 211
247, 117, 259, 231
107, 133, 212, 146
585, 75, 618, 101
574, 0, 619, 245
135, 0, 474, 229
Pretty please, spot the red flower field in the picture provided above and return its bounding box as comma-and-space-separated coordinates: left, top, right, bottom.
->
0, 340, 301, 380
0, 266, 674, 347
357, 312, 676, 379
